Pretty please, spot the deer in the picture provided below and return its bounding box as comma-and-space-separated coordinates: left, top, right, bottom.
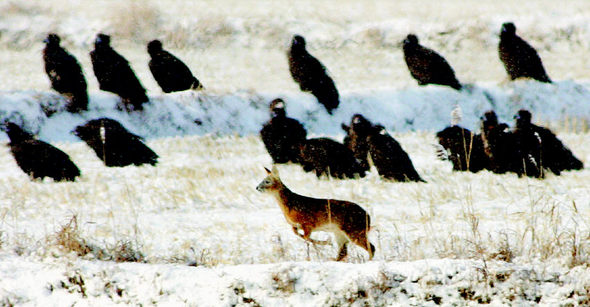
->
256, 166, 375, 261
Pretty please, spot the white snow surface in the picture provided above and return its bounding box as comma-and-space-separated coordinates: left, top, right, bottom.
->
2, 256, 589, 306
1, 80, 589, 142
0, 83, 589, 306
2, 1, 590, 305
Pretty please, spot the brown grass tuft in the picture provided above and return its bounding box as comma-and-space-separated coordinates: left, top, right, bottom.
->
270, 266, 297, 294
53, 215, 93, 257
109, 240, 145, 263
0, 1, 47, 17
109, 1, 161, 43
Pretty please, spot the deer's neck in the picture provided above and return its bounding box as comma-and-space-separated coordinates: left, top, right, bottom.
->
272, 184, 304, 225
270, 183, 290, 204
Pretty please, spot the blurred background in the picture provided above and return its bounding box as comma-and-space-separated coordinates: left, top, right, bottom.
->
1, 0, 590, 93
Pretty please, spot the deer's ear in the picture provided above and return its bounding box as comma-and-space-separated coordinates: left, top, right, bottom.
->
264, 167, 271, 174
271, 165, 279, 177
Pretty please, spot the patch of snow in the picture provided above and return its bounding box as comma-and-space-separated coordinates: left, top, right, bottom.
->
0, 81, 589, 142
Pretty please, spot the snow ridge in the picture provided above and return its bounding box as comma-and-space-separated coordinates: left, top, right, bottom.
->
0, 80, 589, 142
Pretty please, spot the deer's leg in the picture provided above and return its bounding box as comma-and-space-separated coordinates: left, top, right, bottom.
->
292, 226, 304, 238
334, 231, 349, 261
349, 229, 375, 260
292, 226, 329, 245
336, 245, 348, 261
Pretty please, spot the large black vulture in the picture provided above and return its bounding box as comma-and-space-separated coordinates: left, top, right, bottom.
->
298, 138, 366, 179
367, 125, 425, 182
73, 118, 158, 167
402, 34, 462, 90
3, 122, 80, 181
147, 40, 203, 93
436, 125, 489, 173
480, 110, 523, 175
341, 114, 374, 172
513, 110, 583, 177
498, 22, 552, 83
90, 34, 149, 111
260, 98, 307, 164
42, 33, 88, 113
511, 111, 546, 178
288, 35, 340, 114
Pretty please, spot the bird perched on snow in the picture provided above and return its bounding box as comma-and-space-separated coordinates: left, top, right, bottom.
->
341, 114, 374, 173
513, 110, 582, 177
298, 137, 366, 179
436, 104, 489, 172
42, 33, 88, 113
498, 22, 552, 83
147, 39, 203, 93
288, 34, 340, 114
90, 34, 149, 111
479, 110, 521, 175
367, 125, 425, 182
436, 125, 489, 173
2, 122, 80, 181
260, 98, 307, 164
402, 34, 462, 90
73, 118, 158, 167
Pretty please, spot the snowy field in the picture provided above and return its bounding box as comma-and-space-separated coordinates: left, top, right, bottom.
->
2, 0, 590, 92
1, 0, 590, 305
0, 122, 588, 305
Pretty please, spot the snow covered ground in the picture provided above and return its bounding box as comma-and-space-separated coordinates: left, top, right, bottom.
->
0, 87, 588, 305
0, 80, 589, 143
3, 258, 590, 306
1, 0, 590, 305
2, 0, 590, 92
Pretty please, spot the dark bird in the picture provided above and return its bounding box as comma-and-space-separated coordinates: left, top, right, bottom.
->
436, 125, 489, 173
260, 98, 307, 164
298, 137, 366, 179
341, 114, 374, 173
42, 33, 88, 113
2, 122, 80, 181
367, 125, 425, 182
498, 22, 552, 83
147, 40, 203, 93
511, 111, 546, 178
73, 118, 158, 167
402, 34, 462, 90
513, 110, 583, 177
90, 34, 149, 111
479, 110, 522, 175
288, 35, 340, 114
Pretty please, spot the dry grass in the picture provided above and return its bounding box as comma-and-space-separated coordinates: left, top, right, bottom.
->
48, 215, 145, 262
108, 1, 162, 44
0, 132, 587, 267
52, 215, 93, 257
0, 1, 48, 17
1, 0, 590, 92
108, 240, 145, 263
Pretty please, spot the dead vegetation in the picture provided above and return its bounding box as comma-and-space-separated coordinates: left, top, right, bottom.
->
48, 215, 145, 263
3, 0, 590, 91
108, 1, 162, 44
52, 215, 94, 257
0, 131, 585, 267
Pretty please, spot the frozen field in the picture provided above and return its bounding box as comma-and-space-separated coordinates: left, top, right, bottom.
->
0, 88, 588, 305
1, 0, 590, 305
2, 0, 590, 92
0, 125, 588, 305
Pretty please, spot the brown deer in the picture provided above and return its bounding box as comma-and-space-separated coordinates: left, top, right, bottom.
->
256, 166, 375, 261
